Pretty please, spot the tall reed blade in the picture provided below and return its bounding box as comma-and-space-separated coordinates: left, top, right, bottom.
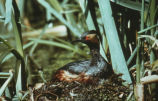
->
98, 0, 132, 85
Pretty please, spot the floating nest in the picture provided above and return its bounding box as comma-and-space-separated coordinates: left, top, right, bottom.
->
30, 74, 131, 101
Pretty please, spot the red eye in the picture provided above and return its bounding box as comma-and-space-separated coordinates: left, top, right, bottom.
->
85, 36, 90, 40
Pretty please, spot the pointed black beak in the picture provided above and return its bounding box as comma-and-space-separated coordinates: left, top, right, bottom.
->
71, 36, 84, 44
71, 40, 83, 45
72, 39, 82, 43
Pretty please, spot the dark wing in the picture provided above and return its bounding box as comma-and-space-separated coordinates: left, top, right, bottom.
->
85, 59, 108, 76
58, 60, 91, 74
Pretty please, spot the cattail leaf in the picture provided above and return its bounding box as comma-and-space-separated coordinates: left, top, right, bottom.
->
4, 0, 12, 25
98, 0, 132, 85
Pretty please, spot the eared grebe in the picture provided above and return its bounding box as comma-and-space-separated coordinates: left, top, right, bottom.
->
53, 30, 112, 83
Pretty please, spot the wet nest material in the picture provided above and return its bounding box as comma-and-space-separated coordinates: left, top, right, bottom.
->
31, 74, 131, 101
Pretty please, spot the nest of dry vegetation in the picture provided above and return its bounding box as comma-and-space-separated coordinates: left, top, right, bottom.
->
30, 74, 131, 101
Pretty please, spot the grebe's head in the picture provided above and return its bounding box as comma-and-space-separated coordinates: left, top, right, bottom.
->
80, 30, 99, 44
73, 30, 99, 49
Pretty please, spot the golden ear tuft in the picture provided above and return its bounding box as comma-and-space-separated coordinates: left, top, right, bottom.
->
86, 34, 98, 43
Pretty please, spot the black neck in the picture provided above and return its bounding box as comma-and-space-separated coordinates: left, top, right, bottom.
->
90, 48, 99, 56
90, 48, 102, 62
89, 48, 103, 66
87, 43, 99, 51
